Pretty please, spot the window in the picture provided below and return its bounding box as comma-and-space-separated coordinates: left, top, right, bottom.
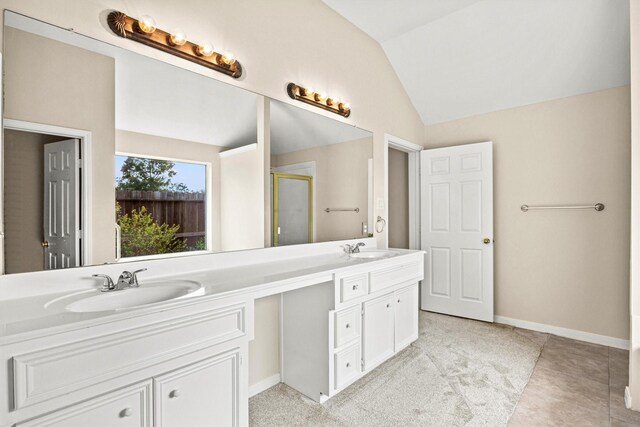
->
115, 155, 208, 259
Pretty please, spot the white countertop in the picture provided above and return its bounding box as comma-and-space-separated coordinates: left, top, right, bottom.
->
0, 248, 423, 344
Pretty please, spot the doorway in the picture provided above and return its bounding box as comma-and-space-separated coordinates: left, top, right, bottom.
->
388, 148, 410, 249
271, 172, 313, 246
2, 119, 92, 274
383, 134, 422, 250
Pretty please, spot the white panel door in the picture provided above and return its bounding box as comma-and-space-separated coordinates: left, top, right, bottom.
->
362, 292, 395, 371
43, 139, 80, 270
420, 142, 494, 322
154, 350, 242, 427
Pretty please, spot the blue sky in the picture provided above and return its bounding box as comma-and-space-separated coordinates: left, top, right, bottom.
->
115, 155, 206, 192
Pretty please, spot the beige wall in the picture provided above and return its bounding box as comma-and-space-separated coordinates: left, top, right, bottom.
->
4, 26, 116, 265
425, 86, 631, 340
388, 148, 409, 249
273, 137, 372, 242
629, 0, 640, 410
3, 130, 68, 273
116, 129, 223, 252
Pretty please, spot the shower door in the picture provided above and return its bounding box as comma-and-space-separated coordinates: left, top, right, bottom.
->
272, 173, 313, 246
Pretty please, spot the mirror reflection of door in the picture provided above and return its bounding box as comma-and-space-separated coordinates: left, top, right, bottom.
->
43, 139, 80, 270
272, 173, 313, 246
3, 129, 82, 274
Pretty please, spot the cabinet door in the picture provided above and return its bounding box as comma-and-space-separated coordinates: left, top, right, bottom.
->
362, 292, 395, 371
155, 348, 242, 427
17, 381, 151, 427
395, 283, 419, 351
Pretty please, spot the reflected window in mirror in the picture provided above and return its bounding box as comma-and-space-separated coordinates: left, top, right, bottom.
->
115, 155, 209, 260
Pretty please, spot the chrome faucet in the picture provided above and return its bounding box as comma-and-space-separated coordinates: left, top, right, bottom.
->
93, 268, 147, 292
343, 242, 365, 254
117, 268, 147, 289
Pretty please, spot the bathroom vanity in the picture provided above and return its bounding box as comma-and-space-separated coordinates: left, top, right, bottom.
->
0, 242, 424, 426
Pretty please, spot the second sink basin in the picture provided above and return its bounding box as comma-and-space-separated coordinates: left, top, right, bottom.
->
350, 250, 399, 259
46, 280, 204, 313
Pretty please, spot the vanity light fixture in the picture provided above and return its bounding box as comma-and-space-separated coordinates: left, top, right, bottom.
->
287, 83, 351, 117
107, 11, 243, 78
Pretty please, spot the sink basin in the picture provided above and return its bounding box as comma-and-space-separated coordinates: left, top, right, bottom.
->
350, 250, 399, 259
46, 280, 204, 313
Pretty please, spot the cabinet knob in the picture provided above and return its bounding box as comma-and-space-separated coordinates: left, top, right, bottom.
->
121, 408, 133, 418
397, 299, 401, 303
345, 323, 350, 328
386, 303, 391, 308
352, 285, 359, 290
346, 362, 351, 368
169, 389, 181, 398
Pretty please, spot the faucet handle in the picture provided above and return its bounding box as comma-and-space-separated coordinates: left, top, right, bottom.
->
130, 268, 147, 287
93, 274, 115, 292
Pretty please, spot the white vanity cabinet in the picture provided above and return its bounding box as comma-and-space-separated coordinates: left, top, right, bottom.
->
16, 381, 152, 427
362, 292, 396, 371
282, 255, 423, 402
154, 349, 242, 427
2, 298, 250, 427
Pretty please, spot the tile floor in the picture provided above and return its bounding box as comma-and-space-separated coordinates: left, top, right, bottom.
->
509, 334, 639, 426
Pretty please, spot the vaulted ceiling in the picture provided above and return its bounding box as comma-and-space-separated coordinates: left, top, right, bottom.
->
323, 0, 630, 125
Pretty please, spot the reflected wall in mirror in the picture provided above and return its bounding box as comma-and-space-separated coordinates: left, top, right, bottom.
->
269, 100, 373, 246
2, 11, 259, 274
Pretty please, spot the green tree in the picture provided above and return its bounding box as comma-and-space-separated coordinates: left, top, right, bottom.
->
116, 157, 189, 192
117, 203, 187, 257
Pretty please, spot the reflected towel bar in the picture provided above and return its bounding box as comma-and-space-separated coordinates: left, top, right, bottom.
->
521, 203, 605, 212
325, 208, 360, 213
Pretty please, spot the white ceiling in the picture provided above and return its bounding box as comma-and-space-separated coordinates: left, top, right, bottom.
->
323, 0, 630, 125
6, 12, 370, 153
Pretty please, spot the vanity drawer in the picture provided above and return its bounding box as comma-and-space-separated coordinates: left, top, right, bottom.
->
334, 306, 361, 348
17, 381, 152, 427
339, 273, 368, 302
369, 262, 422, 294
12, 303, 246, 409
334, 343, 361, 390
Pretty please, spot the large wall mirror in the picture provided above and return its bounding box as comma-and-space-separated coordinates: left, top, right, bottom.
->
1, 10, 373, 275
269, 100, 373, 246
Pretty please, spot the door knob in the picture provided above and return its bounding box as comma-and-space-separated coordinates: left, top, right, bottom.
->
483, 238, 491, 245
41, 241, 49, 248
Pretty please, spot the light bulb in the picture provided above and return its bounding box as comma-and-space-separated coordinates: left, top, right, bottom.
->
169, 30, 187, 46
221, 51, 236, 65
315, 91, 327, 102
304, 87, 315, 97
340, 101, 351, 112
196, 42, 215, 57
137, 15, 156, 34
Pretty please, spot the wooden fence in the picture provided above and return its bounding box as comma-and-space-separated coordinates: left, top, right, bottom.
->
116, 190, 205, 248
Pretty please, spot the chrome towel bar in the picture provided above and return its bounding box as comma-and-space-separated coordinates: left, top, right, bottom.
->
325, 208, 360, 213
521, 203, 605, 212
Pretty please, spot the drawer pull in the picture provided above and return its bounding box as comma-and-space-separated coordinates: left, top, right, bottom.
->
121, 408, 133, 418
346, 362, 351, 368
352, 285, 359, 290
345, 323, 350, 329
169, 389, 181, 398
386, 303, 391, 308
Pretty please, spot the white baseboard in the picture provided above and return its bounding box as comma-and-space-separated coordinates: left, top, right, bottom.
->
494, 315, 630, 350
248, 374, 281, 397
626, 386, 633, 409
